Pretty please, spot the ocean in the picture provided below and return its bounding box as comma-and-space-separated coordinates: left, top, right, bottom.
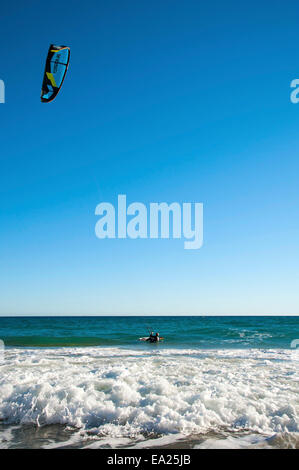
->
0, 316, 298, 449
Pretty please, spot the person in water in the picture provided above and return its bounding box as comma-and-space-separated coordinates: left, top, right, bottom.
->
147, 332, 160, 342
147, 332, 155, 342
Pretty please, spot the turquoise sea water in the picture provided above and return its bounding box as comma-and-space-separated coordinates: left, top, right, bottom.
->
0, 316, 298, 348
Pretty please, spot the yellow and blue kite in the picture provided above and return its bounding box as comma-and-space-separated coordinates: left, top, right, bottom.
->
41, 44, 70, 103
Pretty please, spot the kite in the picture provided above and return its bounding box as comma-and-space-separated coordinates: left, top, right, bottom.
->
41, 44, 70, 103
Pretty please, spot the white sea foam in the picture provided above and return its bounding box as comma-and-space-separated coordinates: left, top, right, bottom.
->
194, 433, 273, 449
0, 347, 298, 448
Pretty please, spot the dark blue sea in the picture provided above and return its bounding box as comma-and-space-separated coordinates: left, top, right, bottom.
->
0, 315, 298, 348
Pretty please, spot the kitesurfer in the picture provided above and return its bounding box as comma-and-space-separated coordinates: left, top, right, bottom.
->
146, 332, 155, 342
146, 332, 160, 342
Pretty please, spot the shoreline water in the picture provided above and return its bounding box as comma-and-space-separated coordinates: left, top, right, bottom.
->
0, 345, 298, 449
0, 317, 298, 449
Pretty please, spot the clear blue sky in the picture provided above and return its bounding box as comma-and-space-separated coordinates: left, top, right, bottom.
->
1, 0, 299, 315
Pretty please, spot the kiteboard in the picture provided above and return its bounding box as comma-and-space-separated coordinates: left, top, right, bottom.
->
139, 337, 164, 341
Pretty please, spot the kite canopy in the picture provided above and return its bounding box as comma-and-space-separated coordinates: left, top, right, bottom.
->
41, 44, 70, 103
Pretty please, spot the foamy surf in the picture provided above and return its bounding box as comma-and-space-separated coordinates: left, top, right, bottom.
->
0, 347, 298, 448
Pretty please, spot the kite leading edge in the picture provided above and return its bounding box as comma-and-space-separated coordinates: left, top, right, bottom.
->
41, 44, 70, 103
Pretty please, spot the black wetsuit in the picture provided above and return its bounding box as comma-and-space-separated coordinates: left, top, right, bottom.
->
147, 334, 159, 343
